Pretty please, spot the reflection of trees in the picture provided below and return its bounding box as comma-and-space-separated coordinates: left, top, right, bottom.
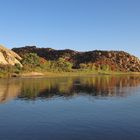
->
19, 78, 75, 99
18, 76, 140, 100
0, 76, 140, 103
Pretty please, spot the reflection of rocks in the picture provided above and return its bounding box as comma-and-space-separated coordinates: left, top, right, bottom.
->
1, 76, 140, 103
18, 76, 140, 100
0, 79, 21, 103
81, 76, 140, 97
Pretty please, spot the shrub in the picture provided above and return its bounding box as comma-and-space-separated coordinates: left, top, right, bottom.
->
79, 63, 87, 69
21, 53, 40, 70
50, 58, 73, 72
40, 60, 51, 70
100, 64, 110, 71
87, 63, 96, 71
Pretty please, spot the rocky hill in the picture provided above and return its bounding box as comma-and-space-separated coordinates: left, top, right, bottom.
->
0, 45, 22, 66
12, 46, 140, 72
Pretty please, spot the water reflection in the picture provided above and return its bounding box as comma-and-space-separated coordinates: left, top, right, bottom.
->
0, 75, 140, 103
0, 79, 21, 103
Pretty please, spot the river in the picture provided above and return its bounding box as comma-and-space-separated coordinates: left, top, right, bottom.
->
0, 75, 140, 140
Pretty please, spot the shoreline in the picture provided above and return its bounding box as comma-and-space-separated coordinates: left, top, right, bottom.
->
1, 71, 140, 79
17, 71, 140, 78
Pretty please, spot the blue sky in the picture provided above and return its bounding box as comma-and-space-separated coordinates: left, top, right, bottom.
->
0, 0, 140, 56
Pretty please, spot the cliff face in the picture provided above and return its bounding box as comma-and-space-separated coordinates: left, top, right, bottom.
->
0, 45, 22, 66
12, 46, 140, 72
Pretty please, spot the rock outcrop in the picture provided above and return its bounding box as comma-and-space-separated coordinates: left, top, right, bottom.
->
75, 50, 140, 72
12, 46, 140, 72
0, 45, 22, 66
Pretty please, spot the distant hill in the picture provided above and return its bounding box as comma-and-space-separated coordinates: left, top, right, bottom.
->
12, 46, 140, 72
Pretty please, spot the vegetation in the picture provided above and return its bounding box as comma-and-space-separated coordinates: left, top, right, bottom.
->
20, 53, 113, 73
50, 58, 73, 72
20, 53, 73, 72
0, 51, 140, 78
13, 46, 140, 72
0, 64, 21, 78
21, 53, 40, 71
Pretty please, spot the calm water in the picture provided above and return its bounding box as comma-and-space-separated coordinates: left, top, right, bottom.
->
0, 76, 140, 140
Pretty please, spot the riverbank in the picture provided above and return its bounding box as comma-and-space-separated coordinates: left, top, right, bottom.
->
1, 70, 140, 78
18, 70, 140, 78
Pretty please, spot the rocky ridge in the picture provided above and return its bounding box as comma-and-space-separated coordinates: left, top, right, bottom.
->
12, 46, 140, 72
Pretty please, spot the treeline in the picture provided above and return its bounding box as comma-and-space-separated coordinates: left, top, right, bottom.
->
20, 53, 111, 72
21, 53, 73, 72
0, 52, 113, 77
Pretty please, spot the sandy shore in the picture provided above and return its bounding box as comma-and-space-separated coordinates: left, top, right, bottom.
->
21, 72, 45, 77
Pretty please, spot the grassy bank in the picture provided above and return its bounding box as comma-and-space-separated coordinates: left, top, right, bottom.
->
0, 52, 138, 78
1, 72, 140, 78
18, 70, 140, 78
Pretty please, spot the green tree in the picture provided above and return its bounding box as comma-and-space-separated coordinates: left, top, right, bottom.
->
51, 58, 73, 72
21, 53, 40, 70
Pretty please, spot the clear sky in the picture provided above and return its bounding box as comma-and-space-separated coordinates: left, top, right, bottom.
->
0, 0, 140, 57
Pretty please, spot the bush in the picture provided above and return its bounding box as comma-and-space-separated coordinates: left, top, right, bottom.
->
40, 60, 51, 70
50, 58, 73, 72
87, 63, 96, 71
0, 64, 22, 77
21, 53, 40, 70
100, 64, 110, 71
79, 63, 87, 69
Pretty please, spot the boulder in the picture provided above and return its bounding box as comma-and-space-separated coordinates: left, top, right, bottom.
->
0, 45, 22, 66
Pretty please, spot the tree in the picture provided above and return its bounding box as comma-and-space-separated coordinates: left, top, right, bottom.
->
51, 58, 73, 72
21, 53, 40, 69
